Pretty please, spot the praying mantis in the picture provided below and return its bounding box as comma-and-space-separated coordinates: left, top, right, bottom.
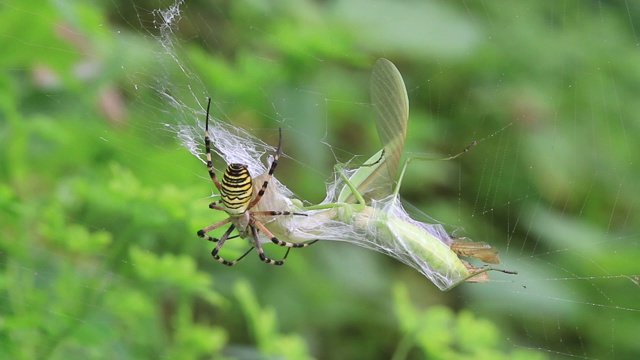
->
252, 58, 516, 290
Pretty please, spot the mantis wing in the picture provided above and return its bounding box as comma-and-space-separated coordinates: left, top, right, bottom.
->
371, 58, 409, 193
339, 58, 409, 203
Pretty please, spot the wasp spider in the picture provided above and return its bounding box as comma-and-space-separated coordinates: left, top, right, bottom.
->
197, 98, 317, 266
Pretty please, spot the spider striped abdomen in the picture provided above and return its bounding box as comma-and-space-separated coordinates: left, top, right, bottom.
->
221, 163, 254, 215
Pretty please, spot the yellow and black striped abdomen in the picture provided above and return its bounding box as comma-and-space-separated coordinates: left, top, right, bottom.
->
221, 163, 253, 215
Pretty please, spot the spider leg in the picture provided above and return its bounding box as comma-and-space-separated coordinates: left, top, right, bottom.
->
197, 217, 231, 241
250, 224, 291, 265
253, 219, 319, 248
208, 200, 224, 211
251, 210, 308, 217
247, 128, 282, 209
208, 224, 254, 266
204, 97, 223, 193
214, 245, 255, 266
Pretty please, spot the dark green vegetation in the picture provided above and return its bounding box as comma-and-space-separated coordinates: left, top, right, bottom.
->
2, 0, 638, 359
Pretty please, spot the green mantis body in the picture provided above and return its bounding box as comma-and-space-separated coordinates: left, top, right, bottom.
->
251, 59, 515, 290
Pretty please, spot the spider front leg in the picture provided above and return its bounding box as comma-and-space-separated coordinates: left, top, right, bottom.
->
204, 97, 223, 193
246, 128, 282, 210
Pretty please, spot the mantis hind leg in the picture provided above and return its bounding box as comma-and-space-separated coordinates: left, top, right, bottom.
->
393, 141, 477, 198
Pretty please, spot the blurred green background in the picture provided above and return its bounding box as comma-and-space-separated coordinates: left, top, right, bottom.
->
2, 0, 639, 359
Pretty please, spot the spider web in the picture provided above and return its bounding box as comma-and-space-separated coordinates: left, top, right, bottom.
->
134, 0, 640, 357
129, 1, 639, 357
144, 2, 509, 291
6, 0, 639, 358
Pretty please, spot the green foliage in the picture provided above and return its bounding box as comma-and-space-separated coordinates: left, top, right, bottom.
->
0, 155, 228, 358
392, 284, 544, 360
234, 280, 312, 360
1, 0, 638, 359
